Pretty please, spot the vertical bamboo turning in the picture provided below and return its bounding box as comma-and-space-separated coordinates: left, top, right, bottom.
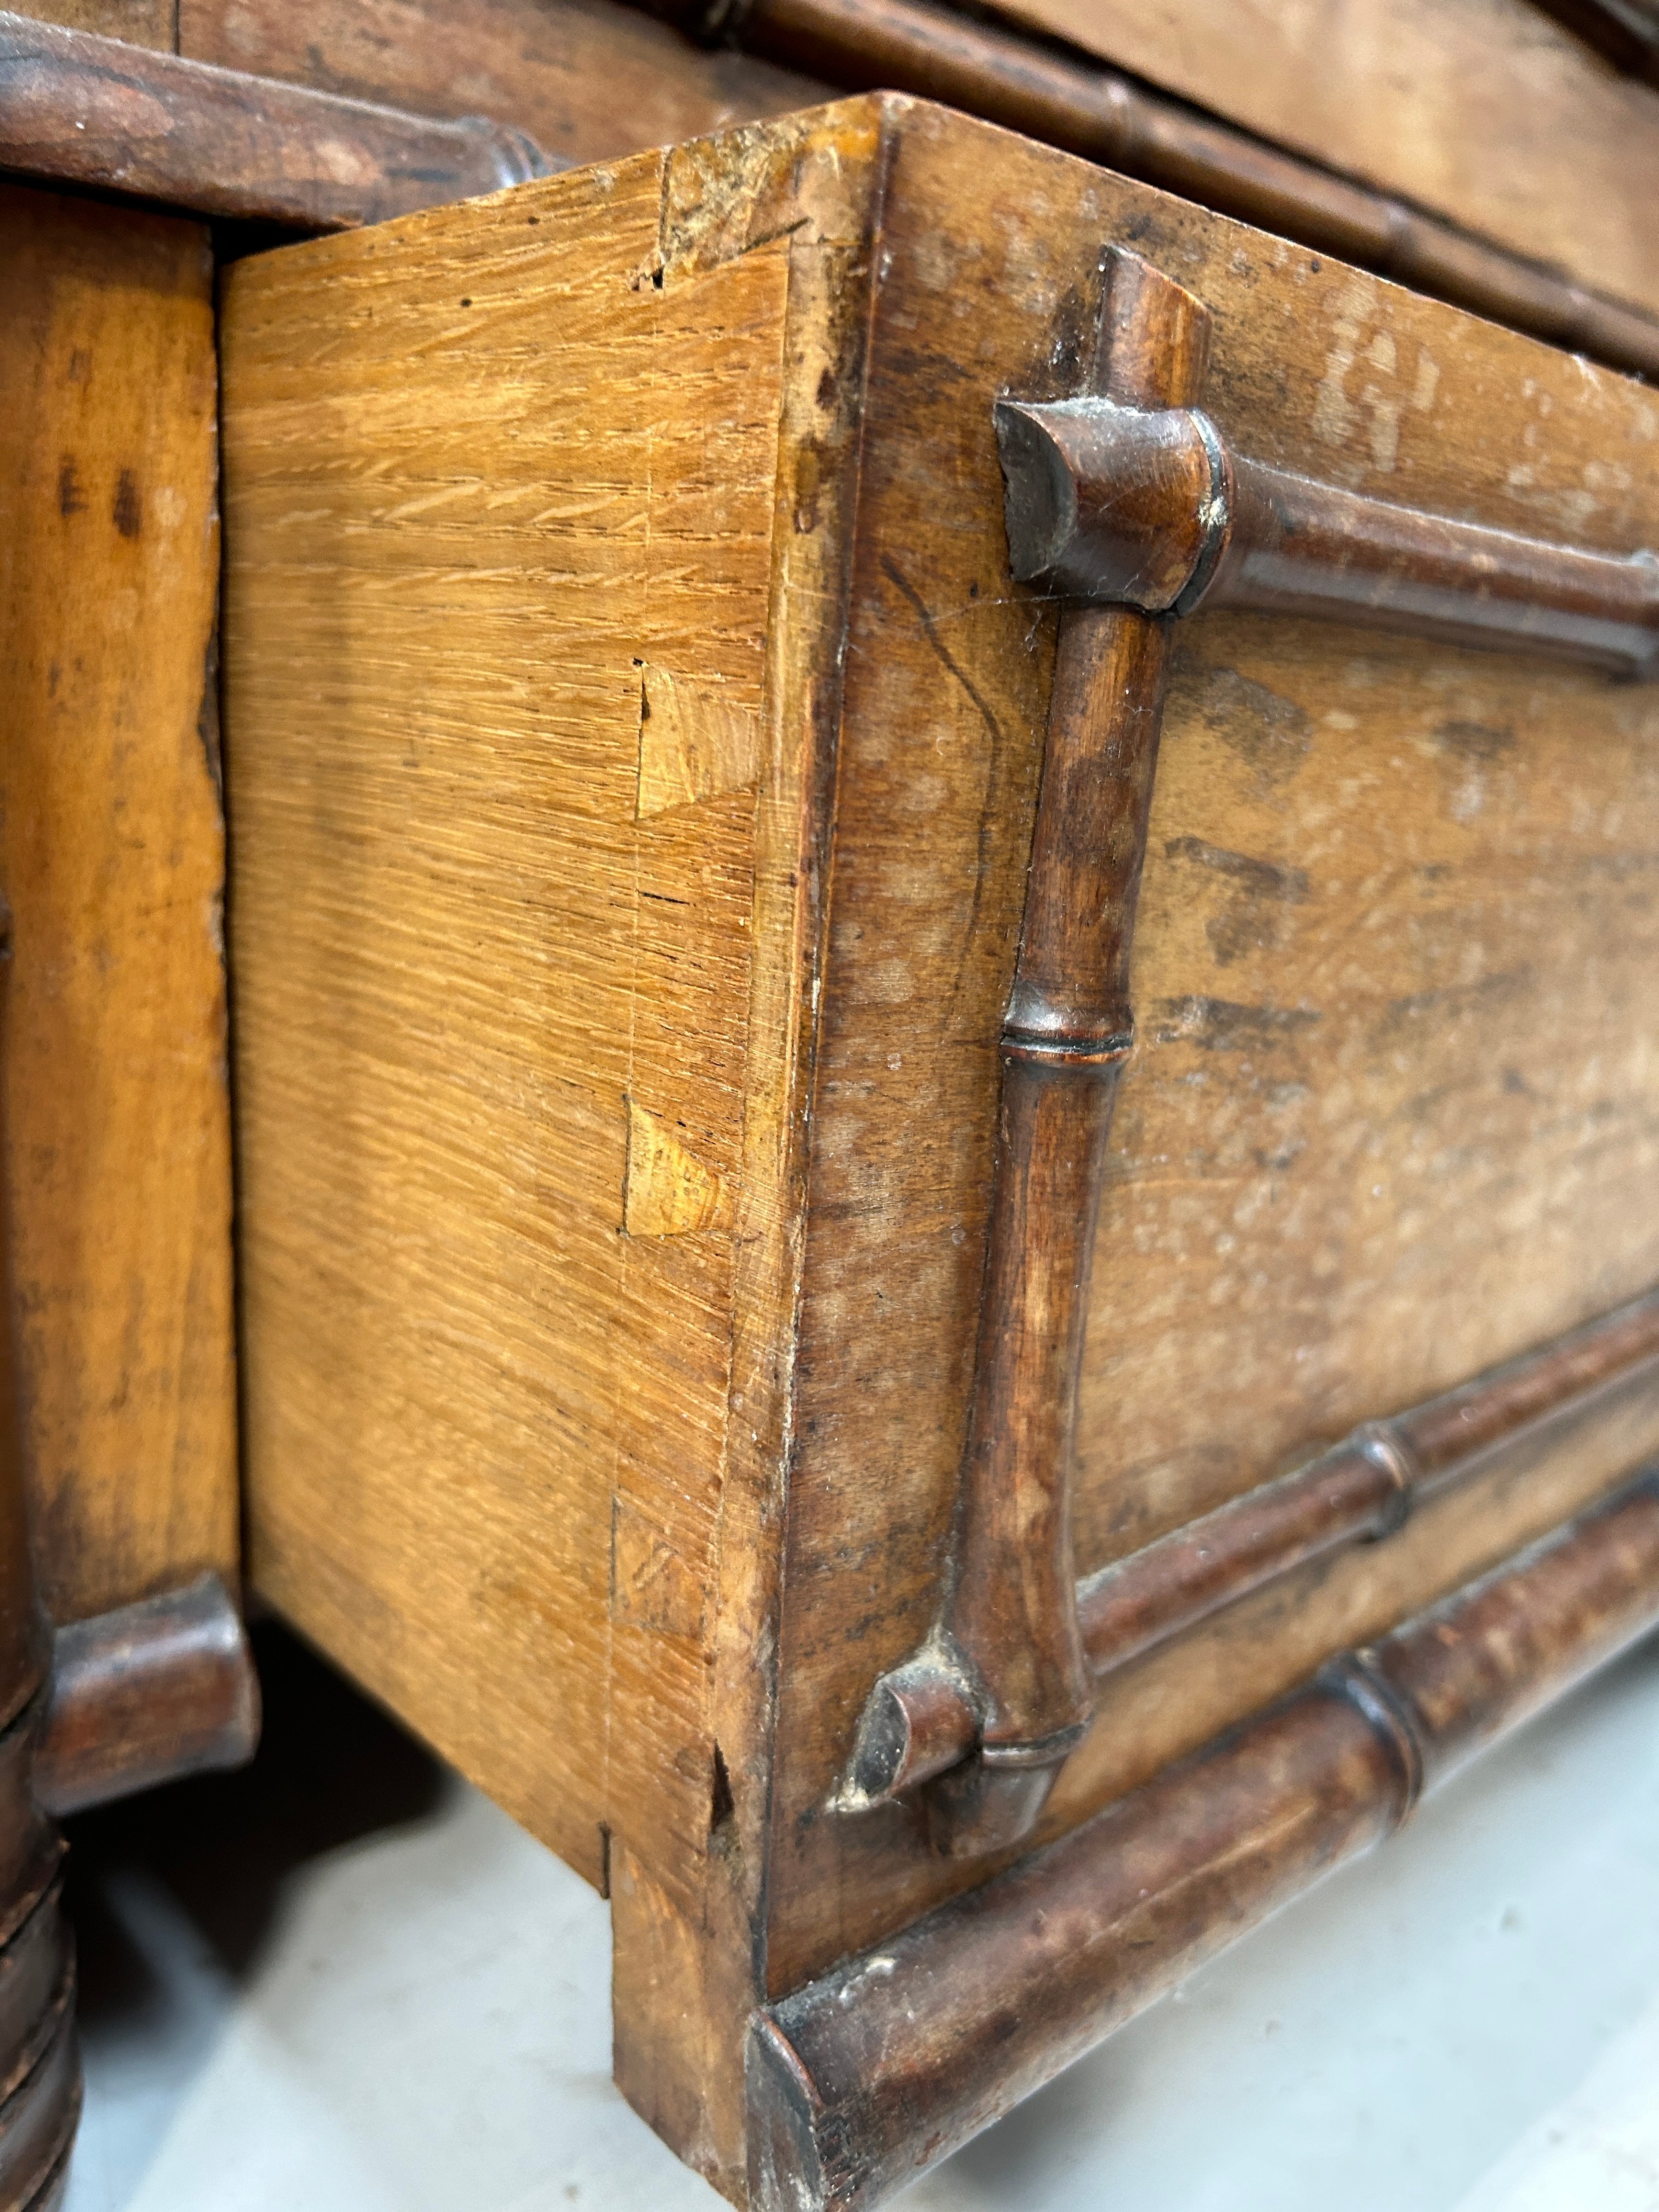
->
839, 253, 1212, 1856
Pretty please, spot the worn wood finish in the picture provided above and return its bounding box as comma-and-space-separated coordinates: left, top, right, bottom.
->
6, 0, 171, 47
179, 0, 828, 177
222, 96, 1659, 2199
0, 179, 236, 1627
35, 1573, 258, 1817
963, 0, 1659, 329
637, 0, 1659, 380
0, 13, 551, 228
1533, 0, 1659, 83
751, 1474, 1659, 2212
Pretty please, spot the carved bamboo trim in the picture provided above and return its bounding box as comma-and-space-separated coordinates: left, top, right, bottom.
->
0, 11, 553, 231
997, 395, 1659, 675
843, 1282, 1659, 1808
758, 1475, 1659, 2212
640, 0, 1659, 382
841, 250, 1210, 1861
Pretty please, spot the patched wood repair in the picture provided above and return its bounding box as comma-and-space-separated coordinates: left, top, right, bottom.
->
638, 665, 762, 818
624, 1099, 734, 1234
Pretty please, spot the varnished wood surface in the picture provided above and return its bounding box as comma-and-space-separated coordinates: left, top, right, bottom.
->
0, 180, 236, 1625
972, 0, 1659, 327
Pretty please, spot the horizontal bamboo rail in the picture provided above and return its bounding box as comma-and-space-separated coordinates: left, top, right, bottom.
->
0, 11, 553, 231
639, 0, 1659, 383
997, 394, 1659, 677
760, 1475, 1659, 2212
840, 1284, 1659, 1809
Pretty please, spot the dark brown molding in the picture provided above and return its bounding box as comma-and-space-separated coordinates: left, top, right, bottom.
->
839, 252, 1208, 1861
35, 1572, 260, 1819
0, 936, 77, 2212
998, 392, 1659, 675
757, 1474, 1659, 2212
0, 11, 554, 230
638, 0, 1659, 382
843, 1280, 1659, 1810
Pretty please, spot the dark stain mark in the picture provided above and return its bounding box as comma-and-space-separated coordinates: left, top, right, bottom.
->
880, 554, 1005, 1019
66, 348, 91, 384
112, 469, 142, 539
1165, 834, 1309, 904
58, 458, 86, 517
816, 366, 837, 410
710, 1744, 735, 1837
459, 296, 472, 308
1434, 718, 1515, 764
1502, 1068, 1532, 1096
1166, 834, 1309, 966
1173, 658, 1312, 793
1377, 968, 1533, 1041
1151, 996, 1322, 1051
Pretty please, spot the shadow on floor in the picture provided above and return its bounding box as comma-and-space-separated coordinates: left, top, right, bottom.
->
66, 1619, 445, 2034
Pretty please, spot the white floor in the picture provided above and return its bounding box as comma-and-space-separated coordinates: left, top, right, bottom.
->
59, 1624, 1659, 2212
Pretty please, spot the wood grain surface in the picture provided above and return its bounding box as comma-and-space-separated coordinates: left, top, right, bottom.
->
0, 179, 235, 1625
180, 0, 828, 173
976, 0, 1659, 325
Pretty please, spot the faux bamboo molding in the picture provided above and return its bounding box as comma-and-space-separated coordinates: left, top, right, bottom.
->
0, 11, 553, 230
637, 0, 1659, 382
35, 1574, 260, 1820
843, 1280, 1659, 1808
839, 254, 1659, 1850
998, 394, 1659, 676
845, 248, 1211, 1861
760, 1475, 1659, 2212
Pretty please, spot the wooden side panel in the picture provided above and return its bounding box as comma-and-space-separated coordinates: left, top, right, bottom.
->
980, 0, 1659, 325
763, 101, 1659, 1992
221, 152, 789, 1900
0, 179, 235, 1623
180, 0, 830, 173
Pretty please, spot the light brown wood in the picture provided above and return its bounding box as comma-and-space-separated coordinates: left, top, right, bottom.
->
221, 94, 1659, 2201
0, 179, 235, 1625
977, 0, 1659, 327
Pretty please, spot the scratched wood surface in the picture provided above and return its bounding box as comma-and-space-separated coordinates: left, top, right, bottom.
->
760, 98, 1659, 1996
977, 0, 1659, 325
0, 179, 236, 1625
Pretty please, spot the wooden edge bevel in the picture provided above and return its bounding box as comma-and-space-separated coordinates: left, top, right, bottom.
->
632, 0, 1659, 382
35, 1572, 260, 1818
757, 1473, 1659, 2212
0, 11, 555, 231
